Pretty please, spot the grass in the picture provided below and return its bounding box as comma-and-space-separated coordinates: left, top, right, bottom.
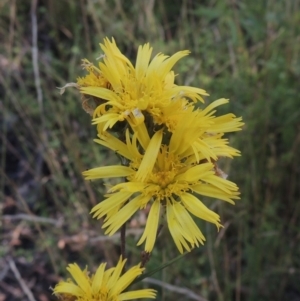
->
1, 0, 299, 300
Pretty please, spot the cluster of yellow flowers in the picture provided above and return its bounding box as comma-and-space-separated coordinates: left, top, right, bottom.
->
54, 38, 243, 301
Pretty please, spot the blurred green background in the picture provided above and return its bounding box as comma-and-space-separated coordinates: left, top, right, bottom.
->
1, 1, 299, 301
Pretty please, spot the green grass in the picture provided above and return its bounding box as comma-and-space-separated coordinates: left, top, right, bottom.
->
1, 1, 299, 300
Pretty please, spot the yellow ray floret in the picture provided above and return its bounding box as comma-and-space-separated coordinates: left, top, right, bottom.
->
53, 256, 156, 301
169, 99, 244, 161
77, 37, 208, 132
83, 128, 240, 254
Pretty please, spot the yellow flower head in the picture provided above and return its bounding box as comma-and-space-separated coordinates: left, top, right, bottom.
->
83, 122, 240, 254
53, 257, 156, 301
77, 38, 208, 132
169, 98, 244, 161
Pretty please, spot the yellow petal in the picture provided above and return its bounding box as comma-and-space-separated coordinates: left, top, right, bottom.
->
53, 282, 84, 297
135, 43, 153, 78
81, 87, 118, 101
66, 264, 91, 295
106, 257, 127, 290
180, 192, 221, 226
91, 191, 133, 219
175, 163, 214, 182
83, 166, 134, 180
137, 199, 160, 252
113, 265, 143, 295
192, 183, 238, 204
166, 201, 191, 253
103, 195, 148, 235
91, 263, 106, 295
135, 130, 163, 181
119, 289, 157, 300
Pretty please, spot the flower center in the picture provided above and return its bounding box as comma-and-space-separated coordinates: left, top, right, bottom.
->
151, 170, 175, 188
145, 146, 188, 200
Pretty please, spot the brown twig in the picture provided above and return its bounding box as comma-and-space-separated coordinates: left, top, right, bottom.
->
3, 214, 63, 227
90, 228, 143, 244
140, 251, 151, 268
143, 277, 208, 301
156, 222, 164, 237
31, 0, 43, 117
7, 257, 37, 301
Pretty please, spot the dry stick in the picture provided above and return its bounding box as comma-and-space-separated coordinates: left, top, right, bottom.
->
0, 265, 9, 282
7, 257, 37, 301
119, 155, 130, 262
1, 0, 16, 207
1, 171, 58, 275
206, 223, 223, 301
3, 214, 63, 227
90, 228, 143, 243
31, 0, 43, 113
143, 278, 208, 301
31, 0, 47, 200
156, 222, 164, 237
140, 251, 151, 268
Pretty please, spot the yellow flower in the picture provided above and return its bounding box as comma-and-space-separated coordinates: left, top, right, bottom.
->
83, 125, 240, 254
78, 37, 208, 132
53, 257, 156, 301
77, 59, 110, 89
169, 98, 244, 161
